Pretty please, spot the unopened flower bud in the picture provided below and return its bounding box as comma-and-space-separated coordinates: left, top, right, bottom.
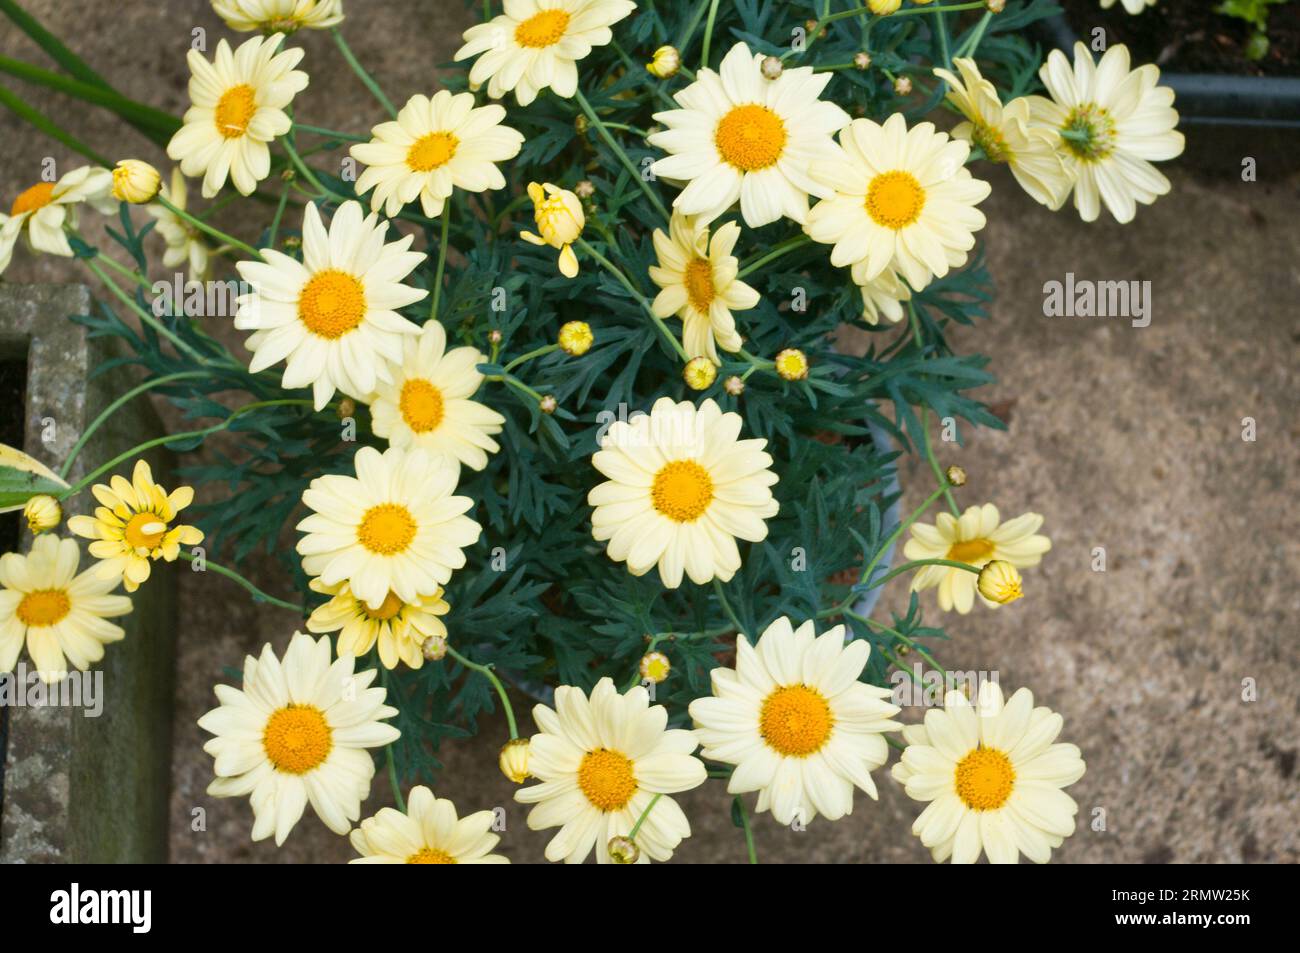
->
111, 159, 161, 204
853, 51, 872, 70
539, 394, 558, 415
558, 320, 593, 356
639, 651, 671, 684
894, 75, 913, 96
421, 634, 447, 661
646, 45, 681, 79
608, 835, 640, 864
986, 0, 1005, 12
574, 114, 590, 135
283, 234, 302, 250
337, 397, 356, 420
574, 179, 595, 199
724, 375, 745, 396
868, 0, 902, 14
977, 560, 1023, 606
775, 348, 809, 381
683, 356, 717, 391
488, 329, 503, 345
498, 738, 530, 783
761, 56, 783, 80
23, 495, 62, 533
945, 465, 967, 487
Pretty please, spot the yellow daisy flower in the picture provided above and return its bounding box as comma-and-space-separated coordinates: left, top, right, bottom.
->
211, 0, 345, 32
649, 212, 759, 364
349, 786, 509, 863
903, 503, 1050, 614
0, 535, 132, 683
521, 181, 585, 278
67, 459, 204, 593
306, 577, 449, 670
0, 166, 114, 277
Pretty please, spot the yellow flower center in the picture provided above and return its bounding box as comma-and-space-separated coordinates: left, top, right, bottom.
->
124, 511, 168, 549
297, 269, 366, 339
357, 503, 418, 555
577, 748, 637, 812
760, 684, 834, 757
973, 122, 1011, 164
262, 704, 332, 774
406, 131, 459, 172
954, 746, 1015, 811
214, 84, 258, 139
10, 182, 56, 216
715, 104, 787, 172
651, 460, 713, 523
683, 258, 715, 312
16, 588, 71, 627
407, 847, 457, 864
947, 538, 994, 564
514, 9, 570, 48
399, 378, 445, 433
865, 170, 926, 230
363, 590, 406, 621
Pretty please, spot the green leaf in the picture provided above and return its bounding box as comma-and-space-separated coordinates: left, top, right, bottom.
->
0, 442, 70, 511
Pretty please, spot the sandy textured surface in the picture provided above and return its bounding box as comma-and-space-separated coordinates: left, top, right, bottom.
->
1, 2, 1296, 863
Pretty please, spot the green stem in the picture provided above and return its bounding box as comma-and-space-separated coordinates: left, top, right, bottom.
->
954, 10, 993, 60
83, 258, 210, 366
734, 795, 758, 864
446, 645, 519, 739
179, 550, 301, 612
155, 195, 261, 260
848, 609, 948, 677
331, 28, 397, 118
868, 557, 980, 591
737, 234, 812, 279
675, 0, 714, 52
577, 238, 688, 361
700, 0, 722, 67
629, 793, 663, 841
279, 134, 332, 199
267, 180, 292, 248
292, 121, 367, 142
386, 744, 406, 812
932, 10, 952, 71
572, 88, 670, 221
503, 343, 558, 373
430, 202, 451, 321
713, 579, 745, 635
59, 370, 209, 478
921, 409, 960, 515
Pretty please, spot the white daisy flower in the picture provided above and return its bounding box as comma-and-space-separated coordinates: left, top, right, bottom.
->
350, 91, 524, 219
806, 113, 991, 291
515, 676, 707, 864
296, 445, 481, 612
166, 34, 308, 197
212, 0, 345, 32
306, 577, 449, 670
349, 785, 509, 863
648, 41, 850, 228
1025, 42, 1183, 223
146, 169, 212, 281
234, 200, 426, 410
649, 212, 760, 364
0, 535, 132, 683
934, 57, 1072, 211
198, 631, 400, 845
1100, 0, 1156, 14
903, 503, 1051, 614
892, 682, 1086, 864
689, 617, 901, 827
368, 321, 505, 474
0, 166, 114, 276
454, 0, 637, 106
588, 396, 779, 589
855, 265, 911, 326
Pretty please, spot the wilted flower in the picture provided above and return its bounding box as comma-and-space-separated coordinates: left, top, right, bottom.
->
521, 182, 585, 278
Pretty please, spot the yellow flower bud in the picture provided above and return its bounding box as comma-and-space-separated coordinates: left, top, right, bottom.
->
23, 495, 62, 533
894, 75, 913, 96
775, 348, 809, 381
539, 394, 558, 415
868, 0, 902, 14
683, 356, 717, 391
521, 182, 585, 278
111, 159, 162, 204
558, 320, 593, 356
987, 0, 1006, 11
646, 45, 681, 79
761, 56, 783, 80
608, 835, 640, 864
498, 738, 530, 783
853, 51, 872, 70
421, 634, 448, 661
977, 560, 1023, 606
639, 651, 671, 684
945, 465, 967, 487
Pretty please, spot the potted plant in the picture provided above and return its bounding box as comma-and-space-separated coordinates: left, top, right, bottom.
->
0, 0, 1185, 864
